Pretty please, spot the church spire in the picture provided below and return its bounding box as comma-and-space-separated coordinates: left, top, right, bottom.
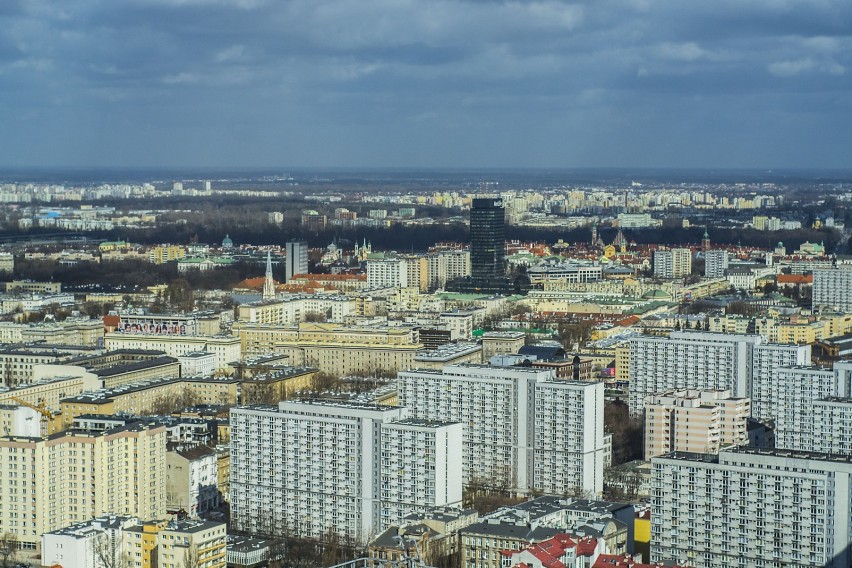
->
262, 251, 276, 301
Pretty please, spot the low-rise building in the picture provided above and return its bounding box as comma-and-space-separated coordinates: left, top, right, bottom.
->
166, 444, 221, 516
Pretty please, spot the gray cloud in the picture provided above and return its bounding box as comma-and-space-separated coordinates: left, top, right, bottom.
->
0, 0, 850, 168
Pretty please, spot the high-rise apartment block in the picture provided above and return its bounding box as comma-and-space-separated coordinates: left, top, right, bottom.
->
652, 447, 852, 567
644, 390, 750, 459
397, 365, 605, 496
230, 400, 463, 542
652, 248, 692, 278
0, 420, 166, 551
367, 257, 409, 288
627, 331, 810, 417
470, 198, 506, 281
284, 241, 309, 283
770, 361, 852, 451
811, 397, 852, 455
703, 250, 729, 278
813, 266, 852, 312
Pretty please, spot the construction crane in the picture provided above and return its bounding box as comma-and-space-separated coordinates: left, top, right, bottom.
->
9, 397, 57, 436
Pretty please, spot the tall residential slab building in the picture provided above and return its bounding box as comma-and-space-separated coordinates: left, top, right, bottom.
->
230, 400, 462, 542
470, 198, 506, 281
812, 397, 852, 455
652, 447, 852, 567
627, 331, 810, 417
643, 390, 750, 459
397, 365, 605, 496
0, 421, 166, 552
703, 250, 729, 278
652, 248, 692, 279
813, 266, 852, 312
284, 241, 309, 283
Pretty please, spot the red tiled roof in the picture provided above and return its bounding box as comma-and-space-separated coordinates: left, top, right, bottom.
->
777, 274, 813, 285
593, 554, 689, 568
290, 273, 367, 281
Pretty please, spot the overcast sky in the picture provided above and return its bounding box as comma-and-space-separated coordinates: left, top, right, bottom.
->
1, 0, 850, 170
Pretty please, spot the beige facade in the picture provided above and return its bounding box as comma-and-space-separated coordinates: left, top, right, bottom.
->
481, 331, 526, 359
60, 377, 240, 427
644, 389, 750, 459
0, 422, 166, 551
0, 371, 100, 412
614, 345, 630, 384
233, 322, 423, 376
0, 319, 104, 347
124, 519, 227, 568
104, 333, 240, 373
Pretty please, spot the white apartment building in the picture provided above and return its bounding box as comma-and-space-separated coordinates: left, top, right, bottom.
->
813, 267, 852, 312
397, 365, 605, 496
703, 250, 729, 279
176, 351, 217, 377
230, 400, 463, 542
652, 447, 852, 567
653, 248, 692, 279
285, 241, 308, 283
811, 397, 852, 455
237, 294, 356, 325
772, 366, 837, 450
627, 331, 810, 417
0, 404, 42, 437
41, 516, 139, 568
643, 390, 749, 459
166, 445, 221, 516
367, 258, 410, 288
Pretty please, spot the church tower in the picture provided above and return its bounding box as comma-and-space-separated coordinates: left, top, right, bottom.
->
262, 251, 276, 301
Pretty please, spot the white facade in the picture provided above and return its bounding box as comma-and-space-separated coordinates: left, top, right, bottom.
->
812, 397, 852, 455
628, 331, 810, 418
230, 400, 463, 542
652, 447, 852, 567
284, 241, 309, 283
0, 404, 42, 437
813, 267, 852, 312
238, 294, 356, 325
771, 361, 852, 451
41, 516, 138, 568
166, 447, 221, 515
653, 249, 692, 279
703, 250, 729, 279
104, 333, 240, 373
397, 365, 605, 496
176, 351, 217, 377
378, 419, 464, 528
367, 258, 409, 288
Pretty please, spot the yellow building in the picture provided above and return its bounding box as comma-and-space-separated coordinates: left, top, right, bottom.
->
233, 322, 423, 376
480, 331, 527, 359
0, 421, 166, 552
60, 376, 242, 427
239, 367, 317, 403
148, 245, 186, 264
126, 519, 228, 568
615, 345, 630, 384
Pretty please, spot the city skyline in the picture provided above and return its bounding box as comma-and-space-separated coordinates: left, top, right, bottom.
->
0, 1, 850, 170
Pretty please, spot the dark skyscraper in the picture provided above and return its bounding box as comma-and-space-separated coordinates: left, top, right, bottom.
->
470, 197, 506, 281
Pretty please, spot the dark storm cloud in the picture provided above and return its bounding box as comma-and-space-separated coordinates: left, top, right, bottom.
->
0, 0, 850, 168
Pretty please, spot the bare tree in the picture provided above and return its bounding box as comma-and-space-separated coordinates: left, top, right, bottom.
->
0, 533, 18, 568
92, 532, 129, 568
183, 544, 200, 568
